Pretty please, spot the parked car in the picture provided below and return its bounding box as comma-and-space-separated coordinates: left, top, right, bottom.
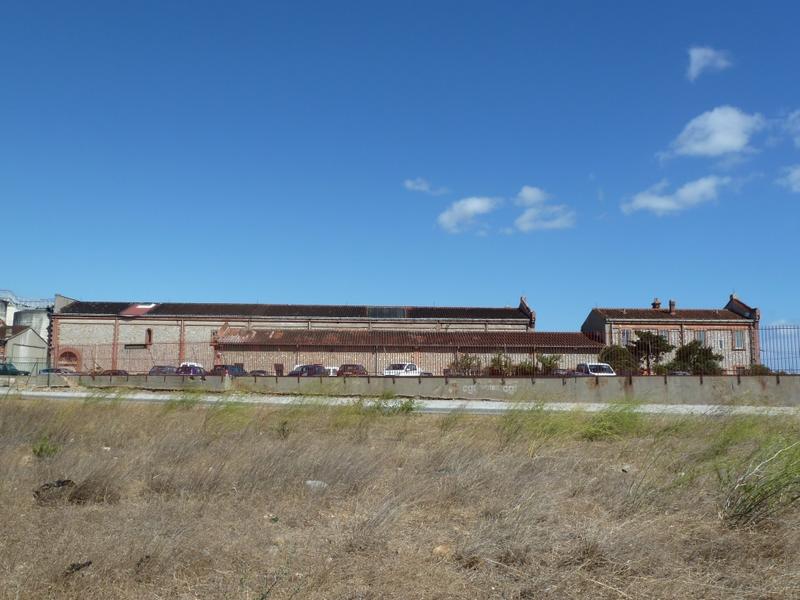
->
100, 369, 129, 376
383, 363, 424, 377
176, 364, 206, 377
148, 365, 177, 376
325, 366, 339, 377
40, 367, 76, 375
574, 362, 616, 377
209, 364, 248, 377
287, 364, 328, 377
0, 362, 29, 376
337, 364, 368, 377
250, 369, 270, 377
179, 361, 205, 369
551, 368, 574, 378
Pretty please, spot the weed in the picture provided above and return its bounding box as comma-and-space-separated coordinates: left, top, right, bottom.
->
581, 401, 642, 441
719, 438, 800, 527
32, 434, 59, 458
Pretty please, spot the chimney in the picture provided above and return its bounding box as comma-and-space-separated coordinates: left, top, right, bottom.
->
651, 298, 661, 310
668, 299, 676, 315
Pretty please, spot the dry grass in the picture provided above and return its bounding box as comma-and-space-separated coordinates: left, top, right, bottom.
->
0, 396, 798, 599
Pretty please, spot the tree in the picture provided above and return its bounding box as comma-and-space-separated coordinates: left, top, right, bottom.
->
629, 330, 675, 374
667, 341, 724, 375
598, 345, 639, 375
537, 354, 562, 375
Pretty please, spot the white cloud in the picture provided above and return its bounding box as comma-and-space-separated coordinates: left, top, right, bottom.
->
515, 204, 576, 231
777, 165, 800, 193
403, 177, 448, 196
785, 110, 800, 147
512, 186, 575, 231
515, 185, 550, 206
437, 197, 498, 233
670, 106, 764, 157
622, 176, 731, 216
687, 46, 732, 81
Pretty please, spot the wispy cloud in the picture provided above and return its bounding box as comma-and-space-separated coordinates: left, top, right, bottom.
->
668, 105, 764, 157
777, 165, 800, 193
512, 185, 575, 231
437, 197, 499, 233
622, 176, 731, 216
403, 177, 449, 196
687, 46, 732, 82
784, 110, 800, 147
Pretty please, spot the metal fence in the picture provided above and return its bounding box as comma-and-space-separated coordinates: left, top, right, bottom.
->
47, 325, 800, 376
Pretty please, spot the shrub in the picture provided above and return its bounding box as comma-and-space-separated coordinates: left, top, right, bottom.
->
447, 354, 482, 376
536, 354, 561, 375
32, 435, 59, 459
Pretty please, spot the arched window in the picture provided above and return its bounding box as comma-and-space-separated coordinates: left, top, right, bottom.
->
145, 329, 153, 346
58, 351, 80, 371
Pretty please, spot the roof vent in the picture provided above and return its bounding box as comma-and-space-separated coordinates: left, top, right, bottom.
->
651, 298, 661, 310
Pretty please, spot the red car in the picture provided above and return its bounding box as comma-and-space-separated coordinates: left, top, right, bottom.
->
337, 364, 368, 377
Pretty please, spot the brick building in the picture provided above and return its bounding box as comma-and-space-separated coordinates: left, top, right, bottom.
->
52, 296, 604, 374
580, 295, 761, 373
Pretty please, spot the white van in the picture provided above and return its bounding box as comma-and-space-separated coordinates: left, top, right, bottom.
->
575, 362, 616, 377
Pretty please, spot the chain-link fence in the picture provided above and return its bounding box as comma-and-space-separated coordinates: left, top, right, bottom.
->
47, 325, 800, 377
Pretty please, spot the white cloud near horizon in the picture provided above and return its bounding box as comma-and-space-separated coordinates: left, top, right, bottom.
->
437, 197, 499, 233
622, 176, 731, 216
403, 177, 449, 196
777, 165, 800, 193
687, 46, 732, 81
669, 106, 765, 157
512, 185, 575, 231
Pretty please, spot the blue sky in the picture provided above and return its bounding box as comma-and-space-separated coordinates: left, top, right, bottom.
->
2, 1, 799, 329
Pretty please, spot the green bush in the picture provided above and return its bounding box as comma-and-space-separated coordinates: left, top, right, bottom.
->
32, 435, 59, 459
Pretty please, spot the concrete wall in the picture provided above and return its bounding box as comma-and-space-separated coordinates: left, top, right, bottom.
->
5, 374, 797, 407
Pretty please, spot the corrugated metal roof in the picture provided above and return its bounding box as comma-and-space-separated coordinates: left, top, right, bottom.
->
60, 300, 529, 321
592, 308, 751, 321
214, 329, 603, 350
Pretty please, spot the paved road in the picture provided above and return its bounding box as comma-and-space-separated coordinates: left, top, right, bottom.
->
5, 389, 799, 417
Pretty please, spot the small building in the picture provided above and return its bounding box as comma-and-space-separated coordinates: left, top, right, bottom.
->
581, 295, 761, 373
0, 325, 48, 374
0, 290, 53, 342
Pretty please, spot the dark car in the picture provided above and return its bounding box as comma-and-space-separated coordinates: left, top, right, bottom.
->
250, 369, 271, 377
337, 364, 368, 377
288, 364, 328, 377
176, 365, 206, 377
149, 365, 178, 376
0, 362, 29, 376
209, 364, 248, 377
40, 367, 76, 375
100, 369, 129, 376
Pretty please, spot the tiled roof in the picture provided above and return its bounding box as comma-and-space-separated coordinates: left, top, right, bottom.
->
59, 301, 530, 321
591, 308, 751, 321
214, 329, 603, 350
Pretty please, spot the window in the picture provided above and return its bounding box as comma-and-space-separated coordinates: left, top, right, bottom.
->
734, 330, 746, 350
621, 329, 632, 345
658, 330, 668, 341
718, 335, 725, 350
145, 328, 153, 346
696, 330, 706, 346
